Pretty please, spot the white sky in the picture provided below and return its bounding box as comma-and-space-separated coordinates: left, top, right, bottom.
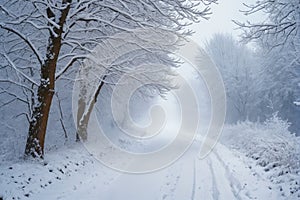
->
191, 0, 260, 47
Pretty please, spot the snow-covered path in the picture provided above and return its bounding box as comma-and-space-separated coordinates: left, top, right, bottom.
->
25, 141, 281, 200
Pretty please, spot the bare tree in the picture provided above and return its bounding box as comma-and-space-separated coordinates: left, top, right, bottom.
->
233, 0, 300, 131
75, 29, 182, 141
0, 0, 217, 158
234, 0, 300, 48
205, 33, 259, 122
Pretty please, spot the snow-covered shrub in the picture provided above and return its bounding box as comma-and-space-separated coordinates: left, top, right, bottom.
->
264, 112, 292, 135
220, 115, 300, 197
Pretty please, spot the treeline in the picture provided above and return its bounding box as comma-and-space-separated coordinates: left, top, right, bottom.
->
205, 0, 300, 133
0, 0, 218, 160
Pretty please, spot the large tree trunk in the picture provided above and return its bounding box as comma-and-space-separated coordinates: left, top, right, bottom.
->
24, 2, 71, 158
25, 62, 56, 158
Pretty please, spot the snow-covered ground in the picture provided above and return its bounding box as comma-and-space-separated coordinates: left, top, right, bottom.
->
220, 119, 300, 199
1, 123, 299, 200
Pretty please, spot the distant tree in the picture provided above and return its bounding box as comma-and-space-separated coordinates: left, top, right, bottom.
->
253, 39, 300, 132
205, 34, 259, 122
0, 0, 217, 158
234, 0, 300, 132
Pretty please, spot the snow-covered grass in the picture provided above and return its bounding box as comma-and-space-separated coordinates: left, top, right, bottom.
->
0, 136, 146, 200
0, 144, 98, 200
220, 114, 300, 198
1, 114, 299, 199
0, 138, 286, 200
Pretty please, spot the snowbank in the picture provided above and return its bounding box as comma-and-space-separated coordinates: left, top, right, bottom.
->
220, 115, 300, 198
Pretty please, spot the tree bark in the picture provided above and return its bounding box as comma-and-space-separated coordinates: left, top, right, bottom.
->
77, 76, 106, 142
24, 61, 56, 158
25, 1, 71, 158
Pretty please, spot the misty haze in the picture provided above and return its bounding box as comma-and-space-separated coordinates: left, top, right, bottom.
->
0, 0, 299, 199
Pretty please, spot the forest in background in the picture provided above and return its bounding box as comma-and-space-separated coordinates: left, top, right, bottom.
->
0, 0, 299, 161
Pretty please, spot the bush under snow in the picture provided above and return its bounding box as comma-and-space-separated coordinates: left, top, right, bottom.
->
220, 114, 300, 198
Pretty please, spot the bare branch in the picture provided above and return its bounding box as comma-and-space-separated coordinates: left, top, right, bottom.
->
0, 23, 43, 65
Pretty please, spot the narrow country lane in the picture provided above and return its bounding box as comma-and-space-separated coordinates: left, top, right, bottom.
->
29, 140, 281, 200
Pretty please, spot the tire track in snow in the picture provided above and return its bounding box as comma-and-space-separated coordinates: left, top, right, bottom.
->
211, 147, 280, 200
212, 149, 243, 200
195, 157, 214, 200
207, 157, 220, 200
210, 151, 243, 199
190, 159, 196, 200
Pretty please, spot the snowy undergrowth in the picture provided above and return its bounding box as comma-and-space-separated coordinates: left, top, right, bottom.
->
0, 135, 145, 200
220, 115, 300, 198
0, 144, 98, 200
